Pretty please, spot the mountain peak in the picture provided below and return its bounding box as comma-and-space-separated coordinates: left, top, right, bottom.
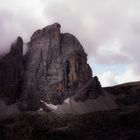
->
10, 36, 23, 55
31, 23, 61, 41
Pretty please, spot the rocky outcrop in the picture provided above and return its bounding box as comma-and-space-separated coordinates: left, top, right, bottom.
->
19, 23, 92, 110
0, 37, 24, 105
74, 76, 103, 101
0, 23, 107, 111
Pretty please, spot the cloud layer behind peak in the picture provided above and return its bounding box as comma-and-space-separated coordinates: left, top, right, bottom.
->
0, 0, 140, 86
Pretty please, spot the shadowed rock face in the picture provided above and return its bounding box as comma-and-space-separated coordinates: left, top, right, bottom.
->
19, 23, 92, 110
74, 76, 103, 101
0, 23, 97, 111
0, 23, 138, 114
0, 37, 24, 105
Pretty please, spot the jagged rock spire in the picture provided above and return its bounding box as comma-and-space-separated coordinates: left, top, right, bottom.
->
19, 23, 92, 110
10, 36, 23, 55
0, 37, 24, 104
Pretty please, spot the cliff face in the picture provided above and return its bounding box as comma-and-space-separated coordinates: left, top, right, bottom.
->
19, 23, 92, 110
0, 23, 98, 111
0, 37, 24, 105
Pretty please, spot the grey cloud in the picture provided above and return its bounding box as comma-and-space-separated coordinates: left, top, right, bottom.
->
43, 0, 140, 64
0, 2, 46, 54
0, 0, 140, 84
95, 53, 131, 64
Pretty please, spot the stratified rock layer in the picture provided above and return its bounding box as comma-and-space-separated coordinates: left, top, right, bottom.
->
19, 23, 92, 110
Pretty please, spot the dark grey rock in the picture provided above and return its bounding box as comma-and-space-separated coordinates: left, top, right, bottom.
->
0, 23, 102, 111
74, 76, 103, 101
19, 23, 93, 110
0, 37, 24, 105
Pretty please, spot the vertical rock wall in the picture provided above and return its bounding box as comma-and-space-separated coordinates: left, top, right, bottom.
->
0, 37, 24, 104
0, 23, 94, 111
19, 23, 92, 110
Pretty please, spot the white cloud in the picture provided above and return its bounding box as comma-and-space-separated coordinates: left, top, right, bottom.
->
99, 65, 140, 87
99, 71, 117, 86
0, 0, 47, 53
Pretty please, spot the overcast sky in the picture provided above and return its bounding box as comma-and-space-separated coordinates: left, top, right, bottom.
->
0, 0, 140, 86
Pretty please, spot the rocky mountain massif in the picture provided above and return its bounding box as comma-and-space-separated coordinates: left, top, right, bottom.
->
0, 23, 104, 111
0, 37, 24, 105
0, 23, 140, 140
